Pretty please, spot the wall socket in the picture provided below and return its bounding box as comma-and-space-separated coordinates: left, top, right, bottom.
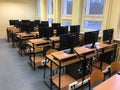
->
69, 81, 78, 90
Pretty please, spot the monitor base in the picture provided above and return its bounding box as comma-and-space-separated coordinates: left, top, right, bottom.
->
64, 49, 75, 54
85, 44, 96, 49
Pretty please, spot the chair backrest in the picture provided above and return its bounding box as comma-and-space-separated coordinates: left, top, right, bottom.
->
90, 69, 104, 86
110, 61, 120, 74
46, 49, 58, 55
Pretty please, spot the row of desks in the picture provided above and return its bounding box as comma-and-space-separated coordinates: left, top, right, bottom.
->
45, 42, 117, 90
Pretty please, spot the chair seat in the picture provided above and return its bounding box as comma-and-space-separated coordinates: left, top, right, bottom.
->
32, 56, 45, 67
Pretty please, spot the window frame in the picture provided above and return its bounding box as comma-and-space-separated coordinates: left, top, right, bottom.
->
61, 0, 73, 26
82, 0, 105, 31
48, 0, 54, 24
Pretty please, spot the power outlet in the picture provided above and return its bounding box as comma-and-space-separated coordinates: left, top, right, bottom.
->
69, 81, 78, 90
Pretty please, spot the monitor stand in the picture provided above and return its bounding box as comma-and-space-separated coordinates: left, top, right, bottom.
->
85, 43, 96, 49
43, 37, 50, 40
64, 49, 75, 54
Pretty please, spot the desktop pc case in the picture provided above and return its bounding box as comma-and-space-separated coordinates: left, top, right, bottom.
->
66, 59, 92, 79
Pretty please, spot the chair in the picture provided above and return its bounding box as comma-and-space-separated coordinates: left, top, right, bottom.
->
89, 69, 104, 90
43, 49, 58, 78
110, 61, 120, 76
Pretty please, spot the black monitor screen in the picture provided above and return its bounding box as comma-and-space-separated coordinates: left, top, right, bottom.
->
43, 27, 52, 40
57, 26, 68, 36
28, 21, 35, 32
103, 29, 114, 44
59, 33, 79, 54
20, 22, 27, 32
59, 34, 70, 50
34, 20, 40, 26
38, 23, 45, 38
15, 21, 21, 28
84, 31, 99, 48
21, 20, 30, 23
70, 25, 80, 34
41, 21, 49, 27
38, 23, 51, 39
9, 20, 19, 26
52, 23, 61, 30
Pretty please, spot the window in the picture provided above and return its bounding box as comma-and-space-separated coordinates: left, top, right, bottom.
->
48, 0, 53, 14
62, 0, 72, 15
37, 0, 40, 20
48, 0, 53, 25
62, 0, 73, 26
83, 0, 105, 31
48, 18, 53, 24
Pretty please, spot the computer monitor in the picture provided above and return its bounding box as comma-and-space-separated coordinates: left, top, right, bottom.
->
52, 23, 61, 29
20, 22, 27, 32
103, 29, 114, 44
34, 20, 40, 26
38, 23, 45, 38
84, 31, 99, 48
52, 23, 61, 36
56, 26, 68, 36
59, 34, 70, 50
70, 25, 80, 34
28, 21, 35, 32
41, 21, 49, 27
9, 20, 19, 26
59, 33, 79, 54
43, 27, 52, 40
21, 20, 30, 23
38, 23, 51, 39
15, 21, 21, 28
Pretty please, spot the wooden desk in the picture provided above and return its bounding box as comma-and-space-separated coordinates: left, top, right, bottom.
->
28, 38, 52, 53
7, 26, 20, 42
28, 38, 52, 70
28, 38, 52, 51
50, 36, 60, 42
49, 36, 60, 49
28, 38, 51, 46
17, 33, 37, 56
51, 43, 112, 61
93, 74, 120, 90
46, 43, 117, 90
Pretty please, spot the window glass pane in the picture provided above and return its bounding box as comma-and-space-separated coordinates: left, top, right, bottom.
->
84, 21, 102, 30
62, 0, 72, 15
37, 0, 40, 16
48, 0, 53, 14
62, 22, 71, 26
48, 18, 53, 24
85, 0, 104, 15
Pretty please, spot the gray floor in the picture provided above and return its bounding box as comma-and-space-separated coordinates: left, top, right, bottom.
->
0, 38, 50, 90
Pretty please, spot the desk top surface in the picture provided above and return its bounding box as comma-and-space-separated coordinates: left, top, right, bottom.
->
28, 38, 50, 44
49, 36, 60, 42
51, 43, 112, 60
93, 74, 120, 90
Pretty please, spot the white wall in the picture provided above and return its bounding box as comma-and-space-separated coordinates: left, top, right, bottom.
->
0, 0, 36, 37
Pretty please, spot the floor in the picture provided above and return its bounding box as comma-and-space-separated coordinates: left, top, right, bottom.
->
0, 38, 91, 90
0, 38, 50, 90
